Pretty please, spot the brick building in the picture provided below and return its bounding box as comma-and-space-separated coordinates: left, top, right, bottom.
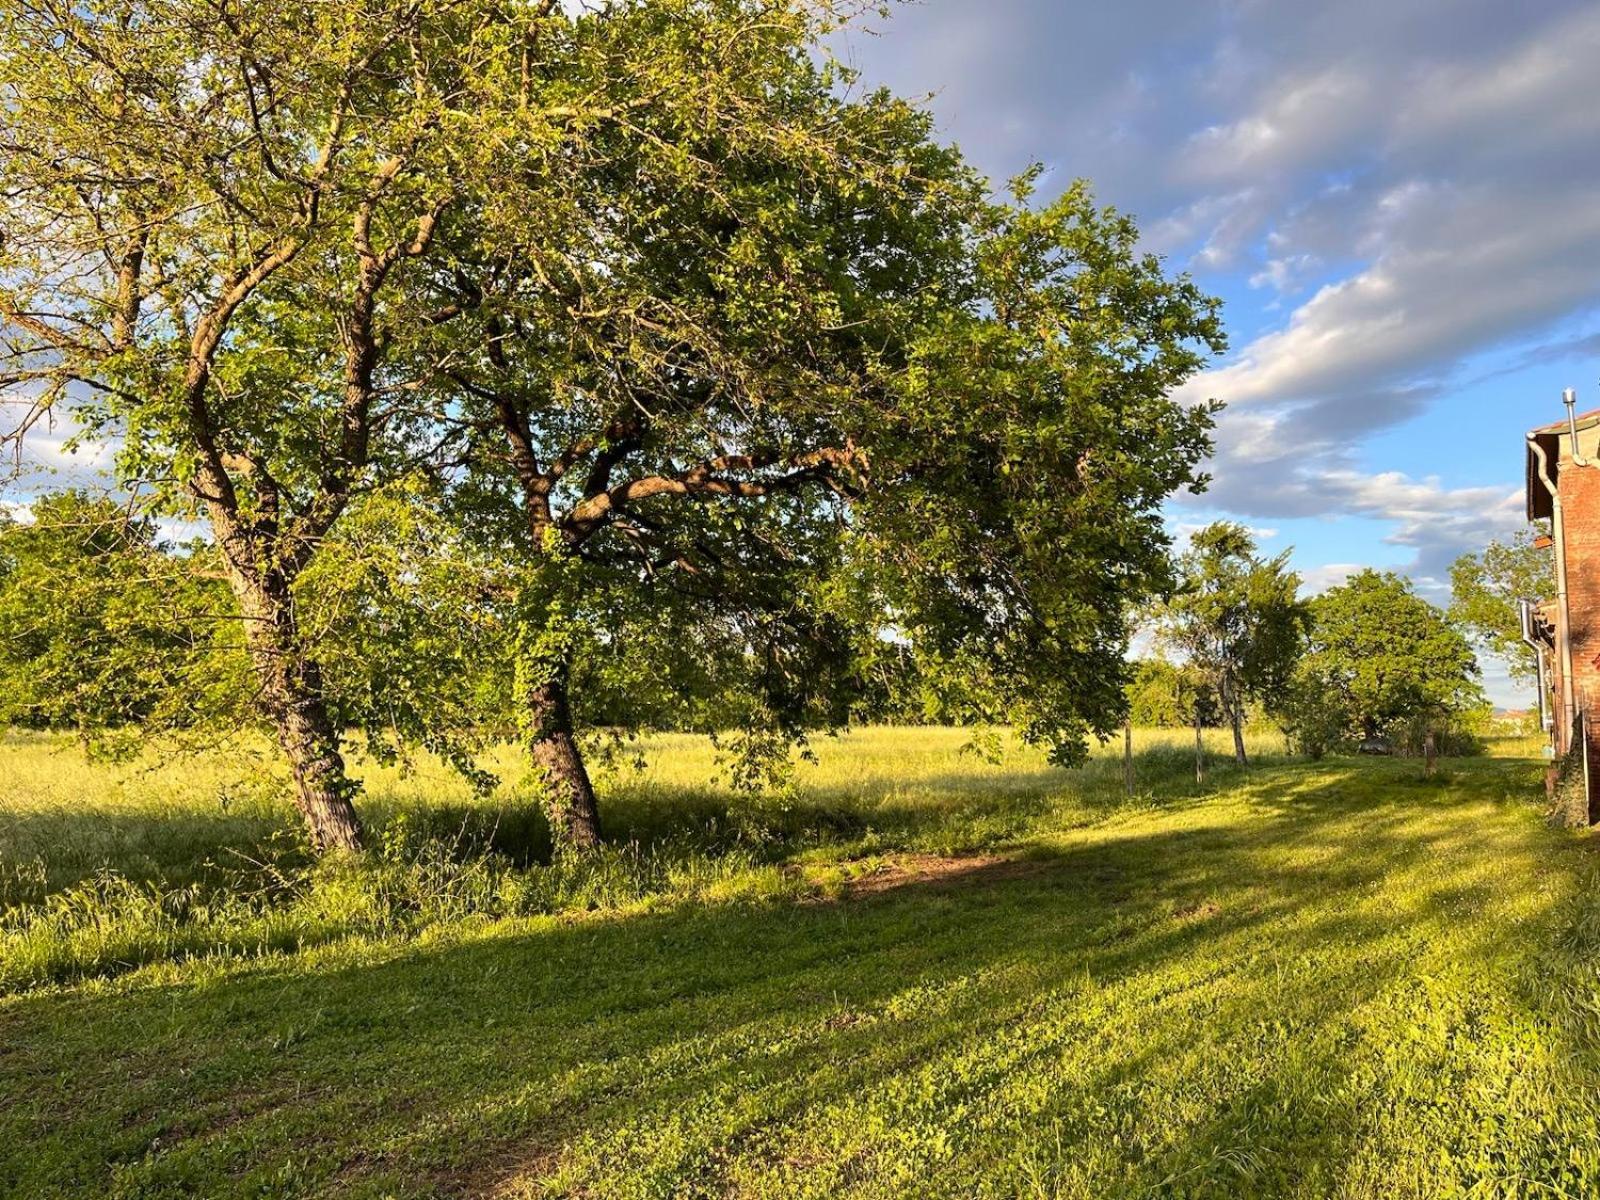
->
1524, 394, 1600, 824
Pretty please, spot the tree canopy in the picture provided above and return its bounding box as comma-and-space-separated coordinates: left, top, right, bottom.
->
1449, 530, 1551, 685
1292, 569, 1484, 751
0, 0, 509, 847
0, 493, 244, 744
1126, 657, 1220, 729
0, 0, 1226, 851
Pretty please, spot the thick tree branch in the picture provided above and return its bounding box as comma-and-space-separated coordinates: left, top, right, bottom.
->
180, 87, 352, 578
562, 445, 861, 542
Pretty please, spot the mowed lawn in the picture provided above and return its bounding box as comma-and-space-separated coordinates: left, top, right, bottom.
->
5, 728, 1600, 1198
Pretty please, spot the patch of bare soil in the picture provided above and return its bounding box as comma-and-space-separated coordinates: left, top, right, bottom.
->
436, 1145, 560, 1200
838, 852, 1047, 898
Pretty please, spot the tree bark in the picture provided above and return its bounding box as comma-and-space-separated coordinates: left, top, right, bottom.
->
273, 680, 364, 854
232, 566, 364, 853
1222, 673, 1248, 765
525, 673, 602, 849
1194, 707, 1206, 785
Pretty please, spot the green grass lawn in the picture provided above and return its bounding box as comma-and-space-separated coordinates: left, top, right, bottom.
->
5, 727, 1600, 1198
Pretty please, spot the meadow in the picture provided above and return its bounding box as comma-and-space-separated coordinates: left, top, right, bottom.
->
5, 726, 1600, 1198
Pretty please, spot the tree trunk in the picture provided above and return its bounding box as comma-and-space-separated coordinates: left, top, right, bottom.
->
1194, 708, 1206, 785
1222, 681, 1248, 764
272, 681, 364, 853
525, 674, 602, 850
232, 568, 364, 853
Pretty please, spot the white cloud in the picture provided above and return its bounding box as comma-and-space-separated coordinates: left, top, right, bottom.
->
1298, 563, 1365, 596
154, 516, 211, 545
1248, 253, 1320, 295
1181, 185, 1600, 420
1176, 3, 1600, 423
1180, 67, 1374, 183
1144, 189, 1258, 258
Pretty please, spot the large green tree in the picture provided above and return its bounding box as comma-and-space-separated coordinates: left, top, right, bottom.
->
1449, 530, 1551, 686
1155, 523, 1307, 765
1, 0, 1225, 850
0, 0, 703, 849
1296, 569, 1484, 748
0, 1, 480, 847
427, 7, 1225, 843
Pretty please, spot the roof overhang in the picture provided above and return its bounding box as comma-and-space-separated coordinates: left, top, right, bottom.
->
1524, 406, 1600, 522
1527, 431, 1559, 521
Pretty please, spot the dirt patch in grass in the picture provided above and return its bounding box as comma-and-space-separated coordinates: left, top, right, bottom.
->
388, 1131, 563, 1200
838, 852, 1047, 898
445, 1148, 561, 1199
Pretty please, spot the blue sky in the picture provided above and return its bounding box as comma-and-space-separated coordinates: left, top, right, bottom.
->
836, 0, 1600, 706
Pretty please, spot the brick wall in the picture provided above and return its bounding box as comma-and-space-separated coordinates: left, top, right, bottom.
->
1558, 455, 1600, 818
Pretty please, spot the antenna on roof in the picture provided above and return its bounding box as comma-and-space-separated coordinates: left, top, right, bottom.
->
1566, 388, 1593, 468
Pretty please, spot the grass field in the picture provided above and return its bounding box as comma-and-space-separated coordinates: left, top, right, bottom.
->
5, 726, 1600, 1198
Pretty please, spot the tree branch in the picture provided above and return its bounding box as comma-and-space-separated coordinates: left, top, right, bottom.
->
563, 445, 861, 542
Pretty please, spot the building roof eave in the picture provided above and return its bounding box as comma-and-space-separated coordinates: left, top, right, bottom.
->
1527, 431, 1558, 522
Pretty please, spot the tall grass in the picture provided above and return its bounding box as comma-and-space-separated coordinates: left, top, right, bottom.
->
0, 724, 1476, 993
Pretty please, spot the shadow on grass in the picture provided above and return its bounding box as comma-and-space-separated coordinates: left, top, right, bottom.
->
2, 744, 1548, 997
2, 758, 1587, 1199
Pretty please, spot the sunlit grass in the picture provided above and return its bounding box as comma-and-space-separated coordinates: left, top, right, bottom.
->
2, 726, 1596, 1198
0, 724, 1284, 911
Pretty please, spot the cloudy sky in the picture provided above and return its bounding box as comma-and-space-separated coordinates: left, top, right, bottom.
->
840, 0, 1600, 704
12, 2, 1591, 705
